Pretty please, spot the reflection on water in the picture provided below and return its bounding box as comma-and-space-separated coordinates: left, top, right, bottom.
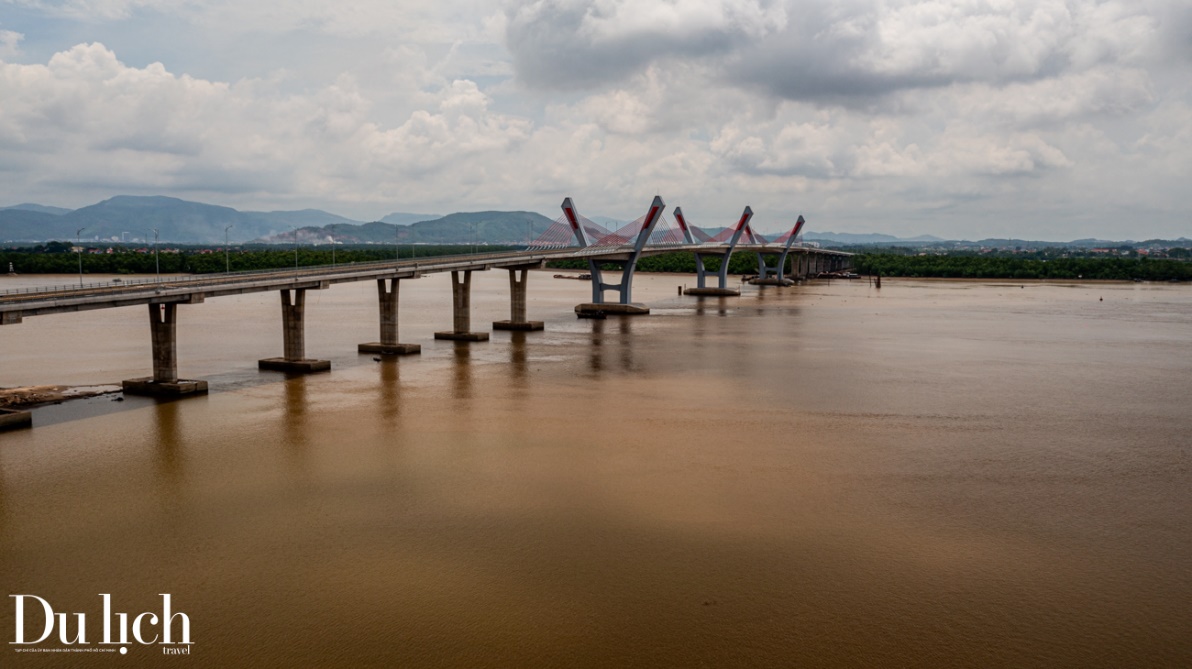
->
153, 399, 184, 490
585, 316, 639, 375
508, 331, 528, 392
451, 341, 472, 400
282, 375, 311, 482
1, 274, 1190, 667
378, 356, 401, 424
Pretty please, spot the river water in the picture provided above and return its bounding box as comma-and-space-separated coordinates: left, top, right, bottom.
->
1, 271, 1189, 667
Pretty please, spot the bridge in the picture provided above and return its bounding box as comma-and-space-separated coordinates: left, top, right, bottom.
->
0, 196, 852, 430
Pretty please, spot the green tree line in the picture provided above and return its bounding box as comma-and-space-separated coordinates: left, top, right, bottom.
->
1, 244, 516, 275
854, 254, 1192, 281
6, 245, 1188, 281
549, 252, 770, 274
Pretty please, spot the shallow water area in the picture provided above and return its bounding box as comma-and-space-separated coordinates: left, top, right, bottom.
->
1, 272, 1189, 667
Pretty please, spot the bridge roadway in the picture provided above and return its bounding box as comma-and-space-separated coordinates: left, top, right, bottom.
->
0, 242, 852, 429
0, 243, 850, 320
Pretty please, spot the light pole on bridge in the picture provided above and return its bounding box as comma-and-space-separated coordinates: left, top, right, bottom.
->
152, 228, 160, 282
75, 226, 88, 288
224, 224, 234, 274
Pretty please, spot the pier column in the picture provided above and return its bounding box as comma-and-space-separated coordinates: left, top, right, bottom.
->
259, 289, 331, 373
123, 303, 209, 396
152, 303, 178, 383
360, 278, 421, 355
685, 253, 740, 296
494, 268, 544, 331
435, 271, 489, 341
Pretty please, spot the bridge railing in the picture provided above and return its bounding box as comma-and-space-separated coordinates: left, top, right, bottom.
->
0, 248, 567, 299
1, 243, 848, 302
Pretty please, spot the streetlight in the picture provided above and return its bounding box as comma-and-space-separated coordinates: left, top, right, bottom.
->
394, 222, 400, 262
76, 226, 88, 287
293, 227, 299, 277
152, 228, 160, 282
329, 224, 336, 266
224, 224, 234, 273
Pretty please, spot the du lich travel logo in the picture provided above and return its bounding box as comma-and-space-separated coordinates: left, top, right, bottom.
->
9, 594, 193, 657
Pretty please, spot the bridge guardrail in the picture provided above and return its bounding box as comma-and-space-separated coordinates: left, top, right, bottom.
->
1, 243, 849, 305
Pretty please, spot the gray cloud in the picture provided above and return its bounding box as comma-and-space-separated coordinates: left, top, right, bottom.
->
0, 1, 1189, 239
505, 0, 786, 89
507, 1, 1178, 107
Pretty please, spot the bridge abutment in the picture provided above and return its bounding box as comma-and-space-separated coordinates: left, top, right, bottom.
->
494, 268, 544, 331
123, 302, 209, 397
259, 288, 331, 373
360, 278, 421, 355
435, 271, 489, 341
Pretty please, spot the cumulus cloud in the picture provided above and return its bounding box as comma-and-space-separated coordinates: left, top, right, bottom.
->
4, 0, 169, 20
504, 0, 1178, 106
505, 0, 787, 88
0, 1, 1188, 238
0, 43, 536, 211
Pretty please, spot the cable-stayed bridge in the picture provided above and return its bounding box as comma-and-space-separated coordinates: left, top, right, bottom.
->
0, 196, 851, 430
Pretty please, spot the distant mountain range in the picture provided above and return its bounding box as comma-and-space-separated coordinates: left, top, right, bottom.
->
0, 196, 455, 244
2, 197, 1188, 248
807, 233, 1192, 248
257, 211, 555, 246
805, 232, 946, 244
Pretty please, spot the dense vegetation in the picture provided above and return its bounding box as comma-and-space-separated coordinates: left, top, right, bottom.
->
0, 243, 515, 275
4, 244, 1189, 282
554, 251, 1191, 281
549, 252, 764, 274
854, 253, 1192, 281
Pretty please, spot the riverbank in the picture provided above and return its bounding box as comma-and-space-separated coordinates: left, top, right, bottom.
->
0, 384, 121, 408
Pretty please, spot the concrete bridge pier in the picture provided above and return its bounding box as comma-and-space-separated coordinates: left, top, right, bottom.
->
259, 288, 331, 373
359, 278, 421, 355
576, 259, 652, 315
749, 217, 803, 287
435, 271, 490, 341
123, 302, 209, 397
566, 195, 666, 316
678, 205, 747, 297
685, 253, 739, 296
494, 267, 544, 331
750, 251, 795, 286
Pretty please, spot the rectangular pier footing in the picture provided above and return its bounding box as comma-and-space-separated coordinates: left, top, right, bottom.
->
493, 320, 544, 331
358, 342, 422, 355
575, 303, 650, 316
683, 287, 741, 296
0, 408, 33, 431
434, 331, 490, 342
748, 278, 796, 286
122, 377, 209, 397
258, 358, 332, 373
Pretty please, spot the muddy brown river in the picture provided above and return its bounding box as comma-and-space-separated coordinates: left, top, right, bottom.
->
1, 272, 1189, 667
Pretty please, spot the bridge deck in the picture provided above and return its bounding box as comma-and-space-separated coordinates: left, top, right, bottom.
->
0, 244, 851, 321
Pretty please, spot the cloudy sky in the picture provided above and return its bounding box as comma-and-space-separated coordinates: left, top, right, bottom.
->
1, 0, 1189, 239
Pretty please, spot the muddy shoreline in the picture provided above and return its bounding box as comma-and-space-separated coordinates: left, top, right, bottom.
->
0, 384, 122, 409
